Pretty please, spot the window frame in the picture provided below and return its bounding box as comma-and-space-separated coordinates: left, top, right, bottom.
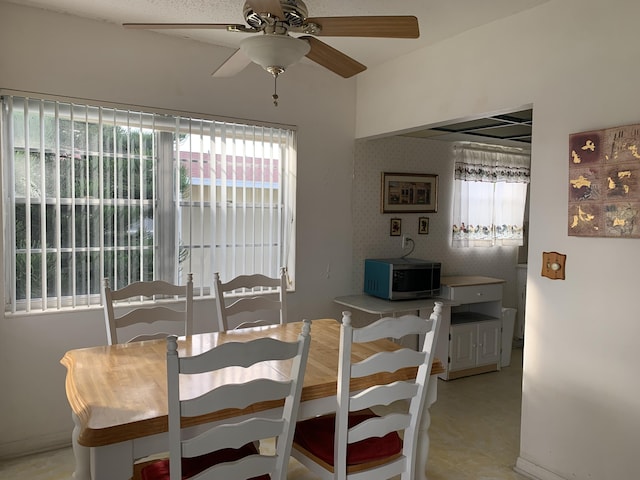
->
451, 142, 530, 248
1, 91, 297, 313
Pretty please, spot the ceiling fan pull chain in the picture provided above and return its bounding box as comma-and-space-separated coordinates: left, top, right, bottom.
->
272, 75, 279, 107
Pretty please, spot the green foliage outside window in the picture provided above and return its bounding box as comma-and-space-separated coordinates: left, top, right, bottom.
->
12, 114, 162, 300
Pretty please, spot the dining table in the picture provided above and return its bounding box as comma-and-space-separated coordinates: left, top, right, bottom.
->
61, 318, 445, 480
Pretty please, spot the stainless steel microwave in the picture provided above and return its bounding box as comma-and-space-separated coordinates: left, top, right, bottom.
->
364, 258, 441, 300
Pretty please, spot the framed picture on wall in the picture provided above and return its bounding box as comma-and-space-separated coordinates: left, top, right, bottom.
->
390, 218, 402, 236
381, 172, 438, 213
418, 217, 430, 234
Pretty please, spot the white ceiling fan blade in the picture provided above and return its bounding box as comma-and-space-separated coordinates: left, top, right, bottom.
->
212, 49, 253, 77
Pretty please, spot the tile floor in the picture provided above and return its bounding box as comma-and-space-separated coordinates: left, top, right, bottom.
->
0, 348, 528, 480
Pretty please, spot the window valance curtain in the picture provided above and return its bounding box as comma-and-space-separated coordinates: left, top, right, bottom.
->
454, 144, 531, 183
452, 143, 530, 248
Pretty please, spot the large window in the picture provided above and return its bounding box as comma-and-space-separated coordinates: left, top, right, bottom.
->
1, 94, 296, 312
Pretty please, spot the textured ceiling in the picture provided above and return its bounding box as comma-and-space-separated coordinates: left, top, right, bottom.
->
4, 0, 549, 72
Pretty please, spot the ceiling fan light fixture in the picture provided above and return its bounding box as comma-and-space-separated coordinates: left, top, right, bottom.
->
240, 34, 310, 75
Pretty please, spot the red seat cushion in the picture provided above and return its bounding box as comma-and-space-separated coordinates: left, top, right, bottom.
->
294, 411, 402, 467
140, 442, 270, 480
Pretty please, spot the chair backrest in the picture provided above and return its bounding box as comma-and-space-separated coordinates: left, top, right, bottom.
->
334, 301, 442, 479
102, 274, 193, 345
165, 319, 312, 480
213, 266, 288, 331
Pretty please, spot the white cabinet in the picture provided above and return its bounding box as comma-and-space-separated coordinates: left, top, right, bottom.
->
446, 282, 502, 306
449, 317, 501, 377
437, 276, 505, 380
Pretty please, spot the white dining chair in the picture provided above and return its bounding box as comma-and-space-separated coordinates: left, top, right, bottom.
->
291, 302, 442, 480
213, 266, 288, 331
102, 274, 193, 345
137, 319, 312, 480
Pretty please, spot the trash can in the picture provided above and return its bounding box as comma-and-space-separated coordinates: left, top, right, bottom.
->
501, 307, 517, 367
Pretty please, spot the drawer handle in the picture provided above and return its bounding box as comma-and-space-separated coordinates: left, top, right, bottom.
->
476, 292, 483, 296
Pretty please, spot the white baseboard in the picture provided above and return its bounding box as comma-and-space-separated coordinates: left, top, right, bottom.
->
515, 456, 568, 480
0, 431, 71, 460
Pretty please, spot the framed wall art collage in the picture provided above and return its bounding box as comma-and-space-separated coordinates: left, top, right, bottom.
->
381, 172, 438, 237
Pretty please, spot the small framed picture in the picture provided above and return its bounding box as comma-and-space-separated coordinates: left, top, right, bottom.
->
418, 217, 430, 235
390, 218, 402, 236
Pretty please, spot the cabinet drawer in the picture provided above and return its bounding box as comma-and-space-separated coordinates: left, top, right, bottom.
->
445, 283, 502, 304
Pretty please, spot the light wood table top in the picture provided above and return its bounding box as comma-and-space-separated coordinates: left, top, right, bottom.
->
61, 319, 444, 448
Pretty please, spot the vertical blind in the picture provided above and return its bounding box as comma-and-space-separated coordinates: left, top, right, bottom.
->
1, 93, 296, 312
178, 119, 297, 297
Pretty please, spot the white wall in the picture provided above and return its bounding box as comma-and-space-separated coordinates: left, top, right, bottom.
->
0, 3, 355, 457
355, 1, 640, 479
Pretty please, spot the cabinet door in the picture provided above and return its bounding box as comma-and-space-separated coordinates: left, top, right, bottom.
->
449, 323, 477, 371
476, 320, 501, 366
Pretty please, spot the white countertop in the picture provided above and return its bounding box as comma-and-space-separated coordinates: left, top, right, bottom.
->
440, 276, 505, 287
334, 294, 457, 315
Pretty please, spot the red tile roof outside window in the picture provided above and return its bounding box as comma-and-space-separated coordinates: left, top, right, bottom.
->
179, 152, 280, 188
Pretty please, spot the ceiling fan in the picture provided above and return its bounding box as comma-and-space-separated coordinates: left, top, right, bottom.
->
123, 0, 419, 105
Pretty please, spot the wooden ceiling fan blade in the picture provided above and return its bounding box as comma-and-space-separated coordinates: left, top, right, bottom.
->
246, 0, 284, 19
301, 36, 366, 79
211, 49, 252, 78
123, 23, 243, 30
305, 16, 419, 38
